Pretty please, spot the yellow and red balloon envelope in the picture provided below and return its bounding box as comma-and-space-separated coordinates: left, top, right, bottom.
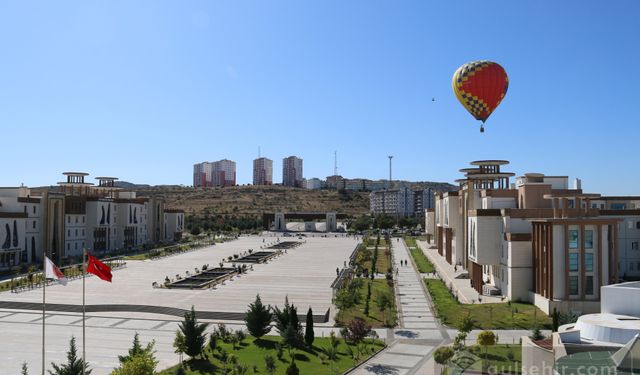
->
452, 61, 509, 128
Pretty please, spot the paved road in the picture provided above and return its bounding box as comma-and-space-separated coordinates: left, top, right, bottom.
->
351, 239, 449, 375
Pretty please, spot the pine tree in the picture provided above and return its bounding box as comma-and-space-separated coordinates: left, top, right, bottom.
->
118, 332, 155, 364
304, 307, 315, 347
21, 362, 28, 375
49, 336, 91, 375
245, 294, 272, 339
285, 358, 300, 375
273, 296, 291, 334
178, 306, 208, 359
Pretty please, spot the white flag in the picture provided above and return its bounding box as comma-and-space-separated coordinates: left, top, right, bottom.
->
44, 256, 67, 285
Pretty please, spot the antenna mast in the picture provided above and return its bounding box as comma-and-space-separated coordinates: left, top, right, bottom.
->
334, 151, 338, 176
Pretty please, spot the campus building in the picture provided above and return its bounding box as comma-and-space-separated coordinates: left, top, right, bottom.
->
0, 172, 184, 270
253, 157, 273, 186
426, 160, 639, 314
282, 156, 303, 188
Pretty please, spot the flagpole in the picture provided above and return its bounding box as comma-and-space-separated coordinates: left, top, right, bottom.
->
82, 248, 86, 375
42, 255, 46, 375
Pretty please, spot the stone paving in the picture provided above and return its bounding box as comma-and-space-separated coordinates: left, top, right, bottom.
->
0, 234, 360, 375
351, 238, 449, 375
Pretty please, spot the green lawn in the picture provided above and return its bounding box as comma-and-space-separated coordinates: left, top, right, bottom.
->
403, 236, 417, 248
425, 279, 551, 330
336, 279, 397, 328
374, 247, 392, 274
158, 336, 384, 375
443, 344, 522, 374
409, 248, 435, 273
124, 253, 148, 261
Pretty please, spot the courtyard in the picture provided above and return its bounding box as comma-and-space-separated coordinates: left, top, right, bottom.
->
0, 234, 359, 375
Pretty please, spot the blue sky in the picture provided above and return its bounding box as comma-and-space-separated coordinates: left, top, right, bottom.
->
1, 1, 639, 194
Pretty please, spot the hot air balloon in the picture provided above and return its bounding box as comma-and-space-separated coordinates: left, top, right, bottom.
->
452, 60, 509, 132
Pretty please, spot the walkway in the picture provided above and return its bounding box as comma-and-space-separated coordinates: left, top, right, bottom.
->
416, 240, 503, 304
351, 238, 449, 375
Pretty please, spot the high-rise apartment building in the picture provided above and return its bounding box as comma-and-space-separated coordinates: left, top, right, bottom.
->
253, 157, 273, 186
193, 159, 236, 187
193, 162, 213, 187
282, 156, 303, 188
212, 159, 236, 187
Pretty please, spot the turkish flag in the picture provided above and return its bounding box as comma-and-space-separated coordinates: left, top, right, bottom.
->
86, 255, 112, 282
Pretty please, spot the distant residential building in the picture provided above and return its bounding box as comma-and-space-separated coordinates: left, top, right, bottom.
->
325, 175, 344, 190
369, 187, 415, 217
253, 157, 273, 185
304, 178, 323, 190
193, 159, 236, 187
413, 188, 435, 218
212, 159, 236, 187
282, 156, 303, 188
193, 162, 213, 187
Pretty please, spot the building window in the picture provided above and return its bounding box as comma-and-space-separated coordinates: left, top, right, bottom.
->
611, 203, 626, 210
33, 206, 36, 214
569, 276, 579, 295
569, 230, 579, 249
569, 253, 579, 272
83, 216, 85, 223
631, 263, 635, 271
568, 199, 575, 209
74, 243, 77, 250
67, 217, 70, 224
67, 230, 71, 237
75, 217, 78, 223
67, 243, 70, 250
585, 230, 593, 249
585, 253, 594, 272
636, 221, 640, 229
32, 221, 36, 229
633, 242, 639, 251
586, 276, 594, 295
75, 229, 78, 236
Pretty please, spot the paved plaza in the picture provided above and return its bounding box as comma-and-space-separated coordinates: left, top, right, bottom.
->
0, 234, 359, 375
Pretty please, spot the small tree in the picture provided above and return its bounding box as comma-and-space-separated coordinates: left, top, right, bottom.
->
118, 333, 155, 364
376, 291, 392, 325
178, 306, 208, 359
264, 355, 276, 375
49, 336, 91, 375
245, 294, 272, 339
344, 318, 372, 344
273, 297, 302, 347
552, 308, 560, 332
285, 359, 300, 375
304, 307, 315, 347
530, 326, 545, 341
208, 332, 218, 353
111, 346, 158, 375
433, 346, 454, 374
477, 330, 496, 369
21, 362, 28, 375
173, 331, 186, 365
